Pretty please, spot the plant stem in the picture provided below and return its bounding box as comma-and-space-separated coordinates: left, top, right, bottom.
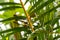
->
20, 0, 34, 32
10, 19, 22, 40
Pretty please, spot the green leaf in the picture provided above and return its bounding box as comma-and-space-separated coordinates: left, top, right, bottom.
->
28, 0, 42, 13
24, 0, 29, 5
0, 0, 5, 3
15, 8, 24, 14
0, 8, 24, 19
0, 2, 21, 5
0, 6, 22, 11
51, 16, 60, 26
29, 0, 55, 14
4, 32, 14, 37
40, 4, 60, 18
0, 16, 26, 22
27, 28, 46, 40
53, 26, 60, 30
53, 35, 60, 40
3, 10, 15, 18
0, 27, 28, 35
44, 15, 60, 26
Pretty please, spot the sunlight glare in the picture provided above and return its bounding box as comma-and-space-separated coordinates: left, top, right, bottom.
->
14, 0, 20, 3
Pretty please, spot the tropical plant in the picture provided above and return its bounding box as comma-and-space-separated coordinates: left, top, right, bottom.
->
0, 0, 60, 40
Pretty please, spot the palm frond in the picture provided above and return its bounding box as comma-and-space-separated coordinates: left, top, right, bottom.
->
0, 6, 22, 11
0, 2, 21, 5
